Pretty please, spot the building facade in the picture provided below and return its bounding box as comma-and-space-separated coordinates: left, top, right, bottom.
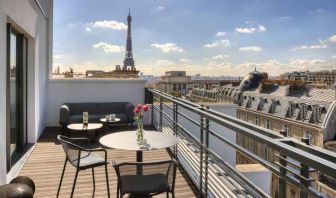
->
189, 70, 336, 197
156, 71, 192, 95
281, 70, 336, 87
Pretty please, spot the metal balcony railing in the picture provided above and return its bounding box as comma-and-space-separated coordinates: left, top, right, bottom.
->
146, 89, 336, 198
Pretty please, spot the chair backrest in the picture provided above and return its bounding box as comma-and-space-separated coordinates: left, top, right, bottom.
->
57, 135, 88, 168
113, 160, 178, 191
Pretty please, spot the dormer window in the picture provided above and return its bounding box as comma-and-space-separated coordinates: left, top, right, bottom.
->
300, 103, 309, 120
270, 99, 280, 113
311, 105, 324, 124
258, 96, 267, 110
246, 96, 252, 108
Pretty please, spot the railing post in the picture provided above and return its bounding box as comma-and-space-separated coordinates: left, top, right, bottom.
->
204, 106, 210, 198
151, 102, 154, 127
199, 104, 204, 198
144, 88, 155, 126
159, 96, 163, 132
279, 130, 287, 198
173, 101, 178, 159
300, 137, 310, 198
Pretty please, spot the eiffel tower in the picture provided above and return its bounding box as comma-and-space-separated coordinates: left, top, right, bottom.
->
111, 9, 139, 78
123, 9, 135, 70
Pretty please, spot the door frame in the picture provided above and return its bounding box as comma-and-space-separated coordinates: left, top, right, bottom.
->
6, 23, 28, 172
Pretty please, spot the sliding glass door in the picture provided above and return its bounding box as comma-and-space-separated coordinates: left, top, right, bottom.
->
6, 24, 27, 171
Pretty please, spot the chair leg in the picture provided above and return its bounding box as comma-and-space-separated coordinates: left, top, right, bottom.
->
117, 181, 120, 198
105, 163, 111, 198
57, 159, 67, 197
166, 191, 169, 198
92, 168, 95, 197
70, 169, 79, 198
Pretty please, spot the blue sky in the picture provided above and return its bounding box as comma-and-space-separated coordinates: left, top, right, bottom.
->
53, 0, 336, 76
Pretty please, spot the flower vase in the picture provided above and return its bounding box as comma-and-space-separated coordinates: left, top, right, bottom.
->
136, 118, 144, 145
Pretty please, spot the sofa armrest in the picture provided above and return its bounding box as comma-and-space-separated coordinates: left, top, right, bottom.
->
124, 103, 135, 122
59, 104, 70, 126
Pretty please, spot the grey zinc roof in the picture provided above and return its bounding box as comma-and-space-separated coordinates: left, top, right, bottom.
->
215, 84, 335, 128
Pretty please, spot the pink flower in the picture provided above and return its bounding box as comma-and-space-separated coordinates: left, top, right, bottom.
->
143, 105, 149, 112
134, 108, 141, 114
136, 104, 142, 109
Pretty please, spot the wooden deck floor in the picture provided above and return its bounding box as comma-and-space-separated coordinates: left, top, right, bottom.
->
19, 126, 197, 198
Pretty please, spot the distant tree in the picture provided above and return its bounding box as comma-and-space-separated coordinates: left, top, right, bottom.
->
169, 91, 181, 98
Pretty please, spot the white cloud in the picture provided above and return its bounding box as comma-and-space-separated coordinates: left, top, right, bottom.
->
235, 25, 266, 34
235, 27, 256, 34
179, 58, 191, 62
87, 20, 127, 30
204, 39, 230, 48
309, 8, 326, 14
92, 42, 124, 53
53, 54, 63, 59
329, 34, 336, 43
157, 6, 165, 10
85, 27, 92, 32
150, 43, 183, 52
290, 40, 328, 51
258, 25, 266, 32
239, 46, 263, 52
212, 54, 230, 59
215, 32, 226, 37
155, 59, 175, 65
279, 16, 291, 20
332, 55, 336, 59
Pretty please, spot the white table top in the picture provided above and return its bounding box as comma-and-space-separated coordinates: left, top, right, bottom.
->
99, 131, 179, 151
67, 123, 103, 131
100, 118, 121, 123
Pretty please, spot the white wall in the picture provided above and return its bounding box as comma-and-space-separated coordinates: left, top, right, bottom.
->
44, 79, 146, 127
0, 0, 7, 185
0, 0, 52, 184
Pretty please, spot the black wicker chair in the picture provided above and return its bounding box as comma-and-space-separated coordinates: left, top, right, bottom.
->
57, 135, 110, 198
113, 160, 178, 198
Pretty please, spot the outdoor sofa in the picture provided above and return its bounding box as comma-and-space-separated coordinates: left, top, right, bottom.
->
59, 102, 135, 129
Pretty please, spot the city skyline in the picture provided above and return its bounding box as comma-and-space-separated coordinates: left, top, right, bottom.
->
53, 0, 336, 77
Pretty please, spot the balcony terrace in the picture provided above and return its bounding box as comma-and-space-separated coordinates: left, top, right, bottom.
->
18, 126, 196, 197
8, 88, 336, 198
1, 1, 336, 198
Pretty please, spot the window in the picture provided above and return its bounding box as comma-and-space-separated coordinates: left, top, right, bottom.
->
245, 114, 248, 121
304, 131, 313, 144
255, 116, 259, 125
265, 119, 270, 129
283, 124, 290, 134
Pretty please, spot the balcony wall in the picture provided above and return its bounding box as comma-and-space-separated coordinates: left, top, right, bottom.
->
43, 79, 147, 128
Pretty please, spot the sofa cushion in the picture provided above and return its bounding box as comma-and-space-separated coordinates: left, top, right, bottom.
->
96, 103, 125, 114
69, 114, 99, 124
68, 103, 97, 115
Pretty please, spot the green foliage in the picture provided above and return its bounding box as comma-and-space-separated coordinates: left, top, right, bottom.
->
169, 91, 181, 98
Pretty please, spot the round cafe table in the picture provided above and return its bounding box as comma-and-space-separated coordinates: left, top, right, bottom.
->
99, 130, 179, 174
100, 117, 121, 131
67, 123, 103, 141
